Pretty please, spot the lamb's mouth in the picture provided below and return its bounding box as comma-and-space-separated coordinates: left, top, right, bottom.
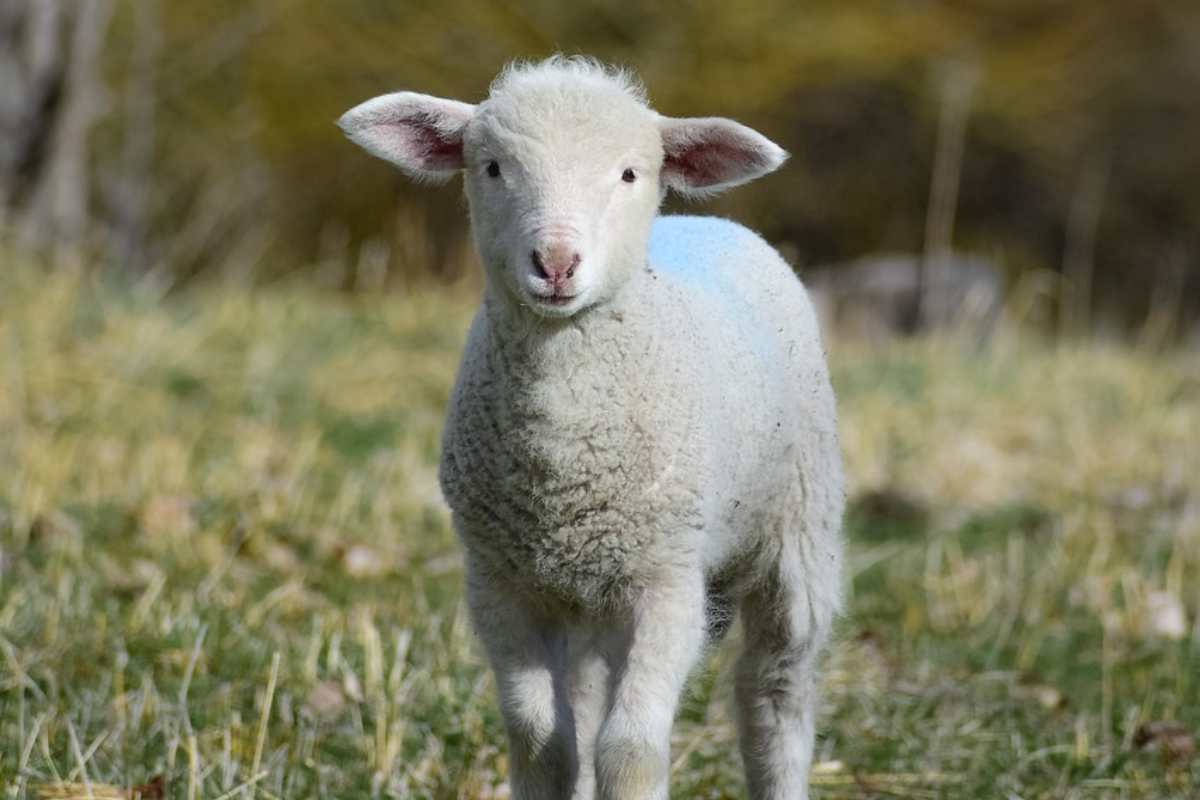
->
531, 292, 577, 307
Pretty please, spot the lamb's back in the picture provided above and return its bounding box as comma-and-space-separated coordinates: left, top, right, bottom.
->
650, 214, 827, 402
649, 215, 839, 553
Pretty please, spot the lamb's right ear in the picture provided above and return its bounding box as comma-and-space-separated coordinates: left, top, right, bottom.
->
338, 92, 476, 181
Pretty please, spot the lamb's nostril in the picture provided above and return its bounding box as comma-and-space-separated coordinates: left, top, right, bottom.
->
530, 250, 548, 279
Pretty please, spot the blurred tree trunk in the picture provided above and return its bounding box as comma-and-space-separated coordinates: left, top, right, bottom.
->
1060, 152, 1109, 339
0, 0, 65, 229
111, 0, 160, 272
912, 61, 979, 333
0, 0, 113, 260
913, 60, 977, 334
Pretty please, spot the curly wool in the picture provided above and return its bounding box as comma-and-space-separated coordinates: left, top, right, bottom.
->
440, 215, 843, 618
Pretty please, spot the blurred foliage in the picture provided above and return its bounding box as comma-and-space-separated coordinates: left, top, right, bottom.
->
36, 1, 1200, 329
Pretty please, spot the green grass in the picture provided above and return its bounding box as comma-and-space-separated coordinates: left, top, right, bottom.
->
1, 265, 1197, 799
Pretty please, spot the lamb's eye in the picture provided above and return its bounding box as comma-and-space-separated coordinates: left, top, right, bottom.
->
621, 168, 637, 183
486, 161, 501, 178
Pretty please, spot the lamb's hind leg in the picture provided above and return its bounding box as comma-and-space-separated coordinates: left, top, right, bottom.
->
735, 533, 840, 800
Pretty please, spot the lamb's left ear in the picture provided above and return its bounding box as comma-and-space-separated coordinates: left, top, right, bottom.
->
338, 92, 476, 181
659, 116, 788, 197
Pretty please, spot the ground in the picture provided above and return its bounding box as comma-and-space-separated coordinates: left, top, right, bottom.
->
0, 265, 1197, 799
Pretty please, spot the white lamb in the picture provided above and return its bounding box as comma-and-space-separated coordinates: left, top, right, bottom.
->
340, 57, 844, 800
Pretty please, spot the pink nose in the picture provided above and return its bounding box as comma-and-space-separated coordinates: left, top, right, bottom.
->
531, 244, 581, 286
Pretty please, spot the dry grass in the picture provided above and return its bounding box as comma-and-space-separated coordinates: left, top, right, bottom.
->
0, 262, 1196, 798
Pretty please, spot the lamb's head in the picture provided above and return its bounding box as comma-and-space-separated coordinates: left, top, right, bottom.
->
339, 57, 787, 318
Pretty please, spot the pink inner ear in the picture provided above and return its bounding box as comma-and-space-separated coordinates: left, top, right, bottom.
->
663, 126, 772, 188
399, 113, 464, 170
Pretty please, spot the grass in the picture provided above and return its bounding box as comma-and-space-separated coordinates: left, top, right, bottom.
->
0, 263, 1197, 799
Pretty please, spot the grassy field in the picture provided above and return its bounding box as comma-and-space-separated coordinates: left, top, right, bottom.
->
1, 265, 1197, 799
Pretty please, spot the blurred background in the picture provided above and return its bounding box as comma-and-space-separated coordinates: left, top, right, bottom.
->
2, 0, 1199, 342
2, 3, 1198, 798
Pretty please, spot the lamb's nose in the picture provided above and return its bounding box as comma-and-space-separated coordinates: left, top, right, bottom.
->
531, 245, 581, 285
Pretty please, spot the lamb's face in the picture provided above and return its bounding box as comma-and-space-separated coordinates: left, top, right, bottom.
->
462, 87, 663, 317
339, 58, 788, 319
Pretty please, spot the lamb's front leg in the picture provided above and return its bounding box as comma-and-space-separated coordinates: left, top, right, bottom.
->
595, 573, 705, 800
466, 569, 577, 800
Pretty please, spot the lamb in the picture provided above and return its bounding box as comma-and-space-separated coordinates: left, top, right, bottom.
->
339, 56, 844, 800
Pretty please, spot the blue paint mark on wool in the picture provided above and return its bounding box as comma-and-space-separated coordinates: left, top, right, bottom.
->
648, 215, 779, 364
648, 215, 756, 293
